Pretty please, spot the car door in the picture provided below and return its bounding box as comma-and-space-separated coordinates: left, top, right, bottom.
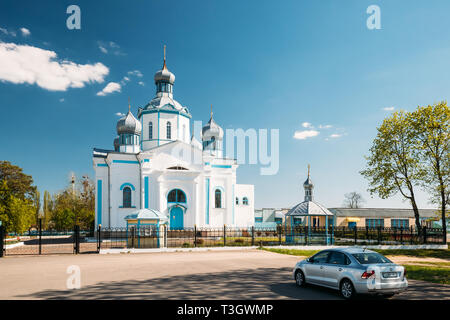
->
304, 251, 330, 285
323, 251, 349, 288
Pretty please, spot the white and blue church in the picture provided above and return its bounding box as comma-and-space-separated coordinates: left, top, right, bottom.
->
93, 52, 254, 229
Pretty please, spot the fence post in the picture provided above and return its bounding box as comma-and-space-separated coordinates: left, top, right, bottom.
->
74, 225, 80, 254
38, 218, 42, 255
194, 225, 197, 248
0, 223, 4, 258
354, 226, 357, 245
278, 225, 282, 245
423, 226, 427, 244
377, 226, 381, 245
251, 226, 255, 246
400, 227, 403, 244
223, 225, 226, 247
97, 225, 101, 252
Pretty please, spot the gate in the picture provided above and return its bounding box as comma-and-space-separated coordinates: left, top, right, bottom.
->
1, 219, 99, 256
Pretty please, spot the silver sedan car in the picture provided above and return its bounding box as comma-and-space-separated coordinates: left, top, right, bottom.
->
293, 247, 408, 299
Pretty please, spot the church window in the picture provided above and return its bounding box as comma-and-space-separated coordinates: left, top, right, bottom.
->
123, 187, 132, 208
236, 197, 239, 205
167, 121, 171, 139
149, 122, 153, 140
167, 189, 186, 203
215, 189, 222, 208
243, 197, 249, 205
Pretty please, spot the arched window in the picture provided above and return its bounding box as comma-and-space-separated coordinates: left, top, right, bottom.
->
123, 187, 132, 208
236, 197, 239, 205
166, 121, 171, 139
167, 189, 186, 203
243, 197, 249, 205
149, 122, 153, 140
215, 189, 222, 208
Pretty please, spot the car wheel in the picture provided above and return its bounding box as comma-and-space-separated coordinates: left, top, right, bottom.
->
381, 293, 395, 299
340, 279, 355, 299
295, 270, 306, 287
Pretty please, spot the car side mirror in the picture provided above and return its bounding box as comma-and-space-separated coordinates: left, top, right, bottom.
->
307, 258, 314, 263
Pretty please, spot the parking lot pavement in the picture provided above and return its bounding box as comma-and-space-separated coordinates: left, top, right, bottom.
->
0, 249, 448, 300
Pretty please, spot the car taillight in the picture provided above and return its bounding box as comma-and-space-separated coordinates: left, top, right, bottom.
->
403, 268, 407, 277
361, 270, 375, 279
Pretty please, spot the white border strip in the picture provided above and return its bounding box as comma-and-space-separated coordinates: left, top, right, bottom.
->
100, 246, 259, 254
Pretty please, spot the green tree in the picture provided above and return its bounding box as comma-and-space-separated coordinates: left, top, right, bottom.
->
0, 161, 36, 200
43, 190, 52, 228
33, 189, 41, 226
410, 102, 450, 243
361, 110, 425, 233
0, 181, 35, 234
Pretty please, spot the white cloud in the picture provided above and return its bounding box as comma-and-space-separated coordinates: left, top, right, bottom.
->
97, 82, 121, 96
138, 81, 145, 86
59, 98, 64, 102
302, 122, 313, 128
0, 27, 16, 37
0, 42, 109, 91
115, 112, 125, 117
97, 41, 125, 56
128, 70, 143, 77
20, 28, 30, 37
318, 124, 332, 129
293, 130, 320, 140
329, 133, 342, 138
383, 106, 395, 111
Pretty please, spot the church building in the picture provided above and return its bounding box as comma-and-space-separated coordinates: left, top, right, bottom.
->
93, 50, 254, 229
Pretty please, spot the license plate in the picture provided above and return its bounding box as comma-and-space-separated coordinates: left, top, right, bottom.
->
383, 272, 398, 278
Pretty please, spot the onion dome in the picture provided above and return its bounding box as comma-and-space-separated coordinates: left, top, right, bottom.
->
117, 104, 142, 135
113, 136, 120, 151
202, 110, 223, 141
154, 46, 175, 84
303, 164, 313, 187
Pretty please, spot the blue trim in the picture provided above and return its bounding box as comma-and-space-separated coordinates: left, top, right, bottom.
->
119, 206, 136, 208
206, 178, 210, 225
120, 182, 136, 191
143, 159, 150, 163
113, 160, 139, 164
204, 162, 210, 166
139, 109, 192, 119
144, 176, 149, 209
212, 165, 232, 169
97, 163, 108, 167
97, 180, 102, 226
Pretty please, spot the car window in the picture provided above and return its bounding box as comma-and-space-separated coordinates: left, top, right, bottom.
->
352, 252, 392, 264
311, 251, 330, 263
327, 252, 347, 265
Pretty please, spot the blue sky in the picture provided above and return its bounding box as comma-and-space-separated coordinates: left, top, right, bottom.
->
1, 0, 449, 209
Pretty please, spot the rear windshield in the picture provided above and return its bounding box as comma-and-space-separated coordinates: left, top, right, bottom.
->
352, 252, 392, 264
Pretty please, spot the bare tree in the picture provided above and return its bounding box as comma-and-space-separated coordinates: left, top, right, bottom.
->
343, 192, 365, 208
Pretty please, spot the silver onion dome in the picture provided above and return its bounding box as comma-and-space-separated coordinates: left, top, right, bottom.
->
154, 65, 175, 84
113, 136, 120, 151
117, 110, 142, 135
202, 114, 223, 141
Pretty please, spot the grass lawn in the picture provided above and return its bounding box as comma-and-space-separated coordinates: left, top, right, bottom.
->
373, 249, 450, 260
404, 265, 450, 285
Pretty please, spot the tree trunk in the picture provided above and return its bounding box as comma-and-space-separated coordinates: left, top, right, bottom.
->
410, 189, 422, 236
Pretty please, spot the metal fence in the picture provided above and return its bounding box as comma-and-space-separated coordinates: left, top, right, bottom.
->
2, 223, 445, 256
1, 219, 98, 256
98, 225, 446, 250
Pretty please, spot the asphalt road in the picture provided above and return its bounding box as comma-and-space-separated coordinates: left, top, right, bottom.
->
0, 249, 448, 300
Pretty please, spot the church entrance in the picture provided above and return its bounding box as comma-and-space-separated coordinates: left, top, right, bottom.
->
170, 206, 184, 229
